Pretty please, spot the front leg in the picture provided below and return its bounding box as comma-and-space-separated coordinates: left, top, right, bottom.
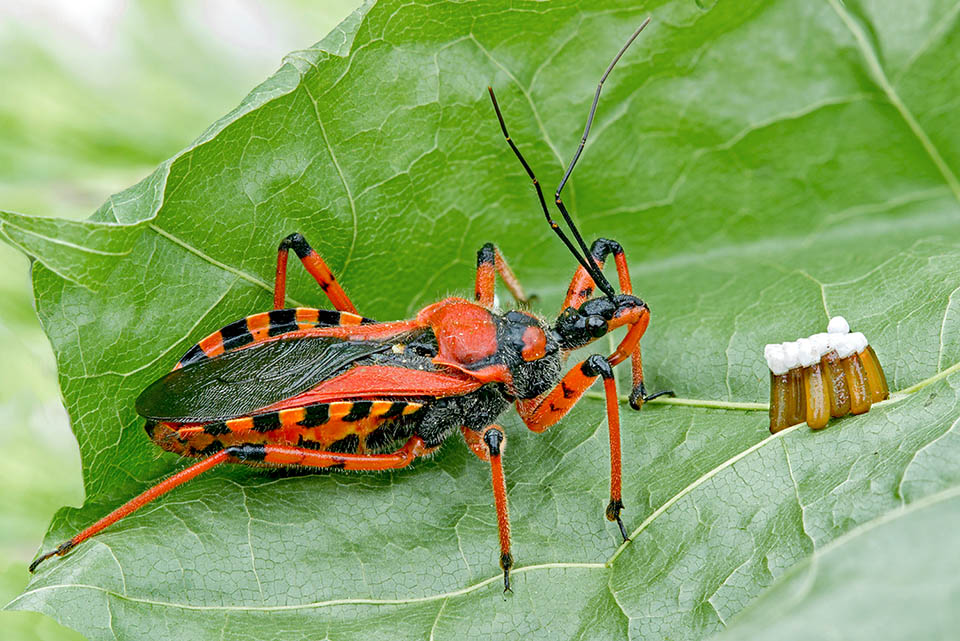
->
558, 238, 671, 409
515, 355, 630, 541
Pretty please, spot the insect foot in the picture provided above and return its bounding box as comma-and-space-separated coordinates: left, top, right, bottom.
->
605, 499, 630, 542
628, 382, 675, 410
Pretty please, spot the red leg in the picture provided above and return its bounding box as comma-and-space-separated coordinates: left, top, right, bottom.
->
253, 436, 430, 470
560, 238, 661, 409
516, 354, 631, 540
475, 243, 530, 307
274, 233, 358, 314
30, 437, 429, 572
461, 425, 513, 592
561, 239, 630, 309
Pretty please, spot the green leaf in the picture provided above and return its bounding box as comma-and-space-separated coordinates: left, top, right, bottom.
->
713, 487, 960, 641
5, 0, 960, 639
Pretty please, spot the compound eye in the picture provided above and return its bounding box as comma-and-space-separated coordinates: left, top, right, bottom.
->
586, 316, 608, 338
520, 326, 547, 361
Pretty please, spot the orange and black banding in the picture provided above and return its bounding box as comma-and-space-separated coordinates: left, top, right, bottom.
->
151, 400, 424, 460
244, 435, 430, 471
176, 308, 377, 368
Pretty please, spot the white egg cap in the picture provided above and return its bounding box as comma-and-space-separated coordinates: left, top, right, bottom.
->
827, 316, 850, 334
849, 331, 869, 354
831, 334, 857, 358
764, 343, 789, 375
808, 332, 832, 358
781, 341, 801, 371
796, 338, 820, 367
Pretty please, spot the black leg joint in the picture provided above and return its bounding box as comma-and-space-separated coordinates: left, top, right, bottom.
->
477, 242, 496, 267
589, 238, 624, 262
278, 232, 313, 259
226, 443, 267, 462
581, 354, 615, 379
483, 428, 504, 457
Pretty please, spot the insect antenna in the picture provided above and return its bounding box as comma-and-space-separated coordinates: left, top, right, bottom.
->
553, 17, 652, 298
487, 86, 616, 298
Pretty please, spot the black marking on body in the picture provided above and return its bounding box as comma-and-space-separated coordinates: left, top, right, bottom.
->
366, 419, 414, 452
296, 435, 326, 450
219, 318, 254, 350
179, 344, 208, 367
203, 422, 231, 436
561, 382, 577, 399
198, 440, 224, 456
300, 404, 330, 427
252, 412, 282, 433
268, 308, 298, 336
330, 434, 360, 453
381, 402, 408, 420
343, 401, 372, 422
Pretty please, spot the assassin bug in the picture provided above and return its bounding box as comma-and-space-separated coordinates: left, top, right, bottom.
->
31, 18, 666, 592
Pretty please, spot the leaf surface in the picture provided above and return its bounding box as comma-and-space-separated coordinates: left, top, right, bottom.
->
5, 0, 960, 639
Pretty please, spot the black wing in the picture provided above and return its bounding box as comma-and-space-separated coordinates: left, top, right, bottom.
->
135, 336, 393, 422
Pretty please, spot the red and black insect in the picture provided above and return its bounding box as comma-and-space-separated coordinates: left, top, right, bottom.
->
30, 19, 666, 592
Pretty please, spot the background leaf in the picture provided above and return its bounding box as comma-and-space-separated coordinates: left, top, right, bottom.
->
4, 0, 960, 639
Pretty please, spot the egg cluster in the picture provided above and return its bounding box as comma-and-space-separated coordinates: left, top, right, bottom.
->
764, 316, 888, 433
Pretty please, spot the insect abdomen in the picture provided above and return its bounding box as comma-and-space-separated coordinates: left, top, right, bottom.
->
147, 400, 423, 462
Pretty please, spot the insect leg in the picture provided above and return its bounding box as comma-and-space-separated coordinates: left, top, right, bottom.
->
562, 238, 631, 309
460, 426, 513, 593
30, 437, 432, 572
560, 239, 668, 408
515, 355, 630, 541
243, 436, 431, 470
475, 243, 530, 307
274, 232, 358, 313
487, 87, 613, 296
603, 302, 671, 409
30, 449, 234, 572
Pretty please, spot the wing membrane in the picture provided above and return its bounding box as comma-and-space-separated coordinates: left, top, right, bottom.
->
136, 336, 392, 422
